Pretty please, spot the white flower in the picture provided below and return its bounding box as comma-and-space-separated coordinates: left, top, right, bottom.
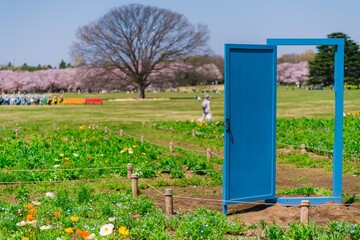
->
128, 148, 133, 154
54, 164, 61, 168
56, 238, 62, 240
40, 225, 53, 230
45, 192, 55, 199
99, 223, 114, 236
85, 233, 96, 239
120, 150, 125, 153
73, 153, 79, 157
108, 217, 116, 222
16, 221, 27, 226
27, 220, 37, 227
31, 200, 42, 206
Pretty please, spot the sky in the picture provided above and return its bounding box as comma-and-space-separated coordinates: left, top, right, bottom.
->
1, 0, 360, 68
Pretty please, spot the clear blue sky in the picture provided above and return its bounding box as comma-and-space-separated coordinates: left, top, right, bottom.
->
1, 0, 359, 67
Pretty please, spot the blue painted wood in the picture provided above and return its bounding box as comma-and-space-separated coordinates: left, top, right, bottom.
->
277, 196, 342, 205
267, 38, 345, 206
223, 39, 344, 214
267, 38, 344, 46
223, 44, 277, 214
333, 41, 345, 198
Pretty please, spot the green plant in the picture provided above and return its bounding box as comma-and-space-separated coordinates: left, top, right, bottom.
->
174, 207, 245, 239
77, 186, 92, 204
277, 186, 331, 197
15, 184, 30, 204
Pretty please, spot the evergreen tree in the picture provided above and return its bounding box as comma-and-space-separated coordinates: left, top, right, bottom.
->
308, 32, 360, 86
59, 60, 66, 69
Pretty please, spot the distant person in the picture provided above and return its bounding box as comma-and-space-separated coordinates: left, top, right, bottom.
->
199, 94, 212, 122
59, 94, 64, 104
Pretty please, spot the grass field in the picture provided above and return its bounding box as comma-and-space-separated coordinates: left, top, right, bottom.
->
0, 86, 360, 239
2, 86, 360, 127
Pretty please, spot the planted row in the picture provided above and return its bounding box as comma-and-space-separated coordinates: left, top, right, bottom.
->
2, 185, 359, 239
155, 118, 360, 159
0, 186, 244, 239
0, 125, 220, 182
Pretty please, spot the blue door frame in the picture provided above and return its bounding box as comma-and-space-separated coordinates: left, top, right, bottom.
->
223, 38, 345, 214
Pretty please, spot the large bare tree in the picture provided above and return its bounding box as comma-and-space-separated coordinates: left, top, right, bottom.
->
71, 4, 209, 98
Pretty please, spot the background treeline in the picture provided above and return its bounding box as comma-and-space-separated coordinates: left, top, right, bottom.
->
0, 60, 72, 72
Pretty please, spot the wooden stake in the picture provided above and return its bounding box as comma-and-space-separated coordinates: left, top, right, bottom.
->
104, 126, 108, 133
192, 129, 196, 137
206, 148, 211, 161
131, 174, 139, 197
300, 200, 310, 223
127, 163, 133, 179
169, 127, 174, 133
141, 136, 144, 143
169, 141, 174, 153
165, 188, 173, 216
120, 130, 124, 136
301, 144, 306, 154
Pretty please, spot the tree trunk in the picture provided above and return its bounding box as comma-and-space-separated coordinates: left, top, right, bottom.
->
138, 85, 145, 99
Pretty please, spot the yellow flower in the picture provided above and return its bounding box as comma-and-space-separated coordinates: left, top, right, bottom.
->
118, 226, 130, 236
59, 153, 64, 157
65, 227, 74, 233
132, 145, 137, 148
70, 216, 79, 222
64, 157, 70, 161
141, 152, 146, 156
22, 238, 29, 240
120, 147, 128, 153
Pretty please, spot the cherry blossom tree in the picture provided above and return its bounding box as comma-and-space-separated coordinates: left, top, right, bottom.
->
277, 61, 308, 87
0, 61, 223, 93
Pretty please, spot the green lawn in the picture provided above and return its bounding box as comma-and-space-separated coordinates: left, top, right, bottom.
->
2, 86, 360, 127
0, 86, 360, 238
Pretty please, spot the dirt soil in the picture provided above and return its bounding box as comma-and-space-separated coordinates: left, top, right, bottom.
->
142, 163, 360, 226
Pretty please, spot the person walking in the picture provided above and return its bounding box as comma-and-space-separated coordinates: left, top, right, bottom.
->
199, 94, 212, 122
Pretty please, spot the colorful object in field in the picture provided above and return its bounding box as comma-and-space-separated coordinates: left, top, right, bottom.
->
0, 95, 103, 106
0, 94, 65, 105
65, 98, 85, 105
344, 111, 360, 117
223, 38, 344, 214
85, 98, 103, 104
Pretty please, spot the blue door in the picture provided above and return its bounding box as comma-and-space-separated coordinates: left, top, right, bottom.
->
223, 44, 277, 214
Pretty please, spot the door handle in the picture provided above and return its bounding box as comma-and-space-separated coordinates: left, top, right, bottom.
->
226, 118, 231, 133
